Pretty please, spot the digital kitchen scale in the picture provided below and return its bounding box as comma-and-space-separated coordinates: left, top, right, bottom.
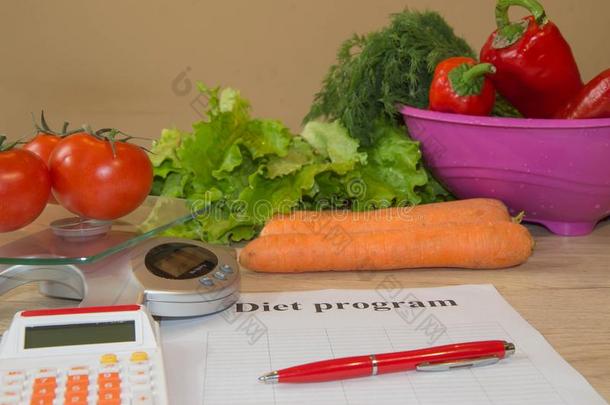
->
0, 197, 240, 318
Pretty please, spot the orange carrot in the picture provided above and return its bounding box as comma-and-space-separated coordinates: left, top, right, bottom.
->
260, 198, 511, 237
240, 222, 533, 273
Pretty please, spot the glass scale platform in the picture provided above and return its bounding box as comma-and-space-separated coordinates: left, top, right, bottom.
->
0, 197, 196, 266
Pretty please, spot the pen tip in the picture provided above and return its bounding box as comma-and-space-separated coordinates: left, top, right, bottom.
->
258, 371, 279, 383
504, 341, 516, 356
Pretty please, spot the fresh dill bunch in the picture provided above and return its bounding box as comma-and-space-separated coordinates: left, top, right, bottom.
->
492, 93, 522, 118
305, 10, 476, 146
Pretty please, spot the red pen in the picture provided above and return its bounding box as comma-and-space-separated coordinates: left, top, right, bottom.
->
258, 340, 514, 383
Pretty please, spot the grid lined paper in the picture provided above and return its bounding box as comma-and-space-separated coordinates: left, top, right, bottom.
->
160, 286, 605, 405
201, 323, 565, 405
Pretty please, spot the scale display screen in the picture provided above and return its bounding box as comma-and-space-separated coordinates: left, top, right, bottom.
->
24, 321, 135, 349
145, 243, 218, 280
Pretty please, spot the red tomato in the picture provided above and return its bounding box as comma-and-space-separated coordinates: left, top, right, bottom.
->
0, 148, 51, 232
49, 133, 153, 220
24, 133, 62, 203
23, 133, 62, 166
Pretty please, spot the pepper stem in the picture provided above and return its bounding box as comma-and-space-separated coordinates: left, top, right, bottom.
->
494, 0, 548, 48
463, 63, 496, 83
496, 0, 547, 29
449, 63, 496, 97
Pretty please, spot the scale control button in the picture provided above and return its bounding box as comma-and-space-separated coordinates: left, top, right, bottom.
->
220, 264, 234, 274
199, 277, 214, 286
213, 271, 227, 280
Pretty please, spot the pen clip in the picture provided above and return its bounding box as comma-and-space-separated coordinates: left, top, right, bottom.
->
416, 356, 500, 372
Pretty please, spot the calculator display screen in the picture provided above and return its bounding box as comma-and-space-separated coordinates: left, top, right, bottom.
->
24, 321, 135, 349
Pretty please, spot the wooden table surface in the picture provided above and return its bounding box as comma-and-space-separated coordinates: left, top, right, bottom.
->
1, 219, 609, 401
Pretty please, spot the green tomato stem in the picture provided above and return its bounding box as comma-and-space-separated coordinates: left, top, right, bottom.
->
0, 135, 20, 152
40, 110, 51, 132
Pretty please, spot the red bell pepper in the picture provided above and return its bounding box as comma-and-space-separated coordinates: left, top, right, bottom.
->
555, 69, 610, 119
429, 57, 496, 116
480, 0, 583, 118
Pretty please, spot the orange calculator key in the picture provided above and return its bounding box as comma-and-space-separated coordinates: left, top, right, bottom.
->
98, 380, 121, 394
98, 390, 121, 399
33, 377, 57, 389
97, 401, 121, 405
65, 383, 88, 395
97, 372, 120, 384
97, 390, 121, 405
31, 385, 55, 399
63, 391, 88, 404
66, 382, 89, 394
66, 375, 89, 385
29, 396, 54, 405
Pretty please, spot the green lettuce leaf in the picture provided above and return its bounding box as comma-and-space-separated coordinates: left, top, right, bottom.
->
355, 122, 429, 208
149, 85, 450, 243
301, 120, 366, 173
266, 137, 314, 179
149, 128, 187, 168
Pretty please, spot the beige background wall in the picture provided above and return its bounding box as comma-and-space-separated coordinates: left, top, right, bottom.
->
1, 0, 609, 142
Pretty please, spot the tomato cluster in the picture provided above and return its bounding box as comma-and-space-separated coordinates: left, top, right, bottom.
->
0, 115, 153, 233
0, 137, 52, 232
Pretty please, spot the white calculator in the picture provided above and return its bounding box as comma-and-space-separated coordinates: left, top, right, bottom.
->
0, 305, 168, 405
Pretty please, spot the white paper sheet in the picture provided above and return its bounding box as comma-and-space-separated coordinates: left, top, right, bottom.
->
160, 284, 606, 405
